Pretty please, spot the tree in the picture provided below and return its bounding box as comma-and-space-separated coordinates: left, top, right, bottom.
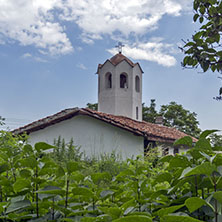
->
182, 0, 222, 74
88, 101, 201, 137
86, 103, 98, 111
209, 133, 222, 146
143, 100, 201, 138
0, 116, 5, 126
142, 99, 158, 123
159, 102, 201, 137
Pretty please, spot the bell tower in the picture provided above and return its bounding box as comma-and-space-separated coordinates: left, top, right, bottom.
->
96, 48, 143, 121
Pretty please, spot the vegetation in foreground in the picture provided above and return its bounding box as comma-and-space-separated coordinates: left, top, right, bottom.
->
0, 130, 222, 221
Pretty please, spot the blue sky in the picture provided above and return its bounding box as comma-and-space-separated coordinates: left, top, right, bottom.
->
0, 0, 221, 132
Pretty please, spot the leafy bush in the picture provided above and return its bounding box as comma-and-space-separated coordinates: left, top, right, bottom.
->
0, 130, 222, 221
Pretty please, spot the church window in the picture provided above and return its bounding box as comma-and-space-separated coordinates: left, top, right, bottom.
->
136, 106, 139, 120
120, 73, 128, 88
163, 147, 169, 155
174, 147, 179, 155
98, 75, 100, 93
135, 76, 140, 92
105, 72, 112, 88
144, 139, 156, 155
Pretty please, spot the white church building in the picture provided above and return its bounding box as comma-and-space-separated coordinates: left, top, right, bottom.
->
13, 52, 196, 158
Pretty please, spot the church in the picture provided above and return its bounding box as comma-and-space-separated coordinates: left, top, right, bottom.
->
13, 50, 196, 159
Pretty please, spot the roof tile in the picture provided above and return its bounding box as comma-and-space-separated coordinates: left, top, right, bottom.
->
12, 107, 197, 143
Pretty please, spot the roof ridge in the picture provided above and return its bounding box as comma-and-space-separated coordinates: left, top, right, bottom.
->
12, 107, 197, 143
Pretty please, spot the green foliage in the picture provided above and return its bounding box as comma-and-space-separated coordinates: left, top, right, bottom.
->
87, 101, 201, 137
159, 101, 201, 137
0, 116, 5, 126
143, 100, 201, 137
86, 103, 98, 111
182, 0, 222, 74
52, 136, 83, 163
142, 99, 158, 123
2, 130, 222, 221
209, 133, 222, 147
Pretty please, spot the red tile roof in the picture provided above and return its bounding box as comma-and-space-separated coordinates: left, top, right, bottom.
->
12, 107, 197, 143
97, 53, 143, 74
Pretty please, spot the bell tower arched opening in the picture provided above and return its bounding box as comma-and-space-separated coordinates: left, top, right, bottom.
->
105, 72, 112, 89
120, 73, 128, 88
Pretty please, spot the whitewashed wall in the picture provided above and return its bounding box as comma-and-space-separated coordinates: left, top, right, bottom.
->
98, 60, 143, 121
28, 115, 144, 159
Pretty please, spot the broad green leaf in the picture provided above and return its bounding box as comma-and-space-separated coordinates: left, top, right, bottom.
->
128, 212, 151, 217
116, 169, 134, 180
113, 215, 152, 222
187, 149, 202, 160
0, 163, 9, 174
121, 198, 136, 211
96, 214, 112, 221
100, 190, 114, 198
6, 200, 31, 214
185, 197, 206, 213
124, 206, 134, 215
66, 161, 80, 174
160, 215, 204, 222
213, 154, 222, 166
72, 187, 94, 197
199, 152, 214, 163
168, 156, 190, 169
23, 144, 33, 153
0, 202, 7, 214
99, 206, 122, 219
155, 172, 172, 183
213, 191, 222, 204
200, 130, 219, 139
20, 156, 37, 168
70, 172, 84, 183
193, 14, 199, 22
36, 186, 65, 196
194, 138, 212, 150
13, 179, 31, 193
56, 165, 65, 177
156, 204, 185, 216
91, 172, 111, 184
199, 16, 204, 23
215, 33, 220, 43
159, 155, 173, 163
34, 142, 54, 152
106, 207, 121, 219
183, 162, 217, 177
173, 136, 193, 147
81, 218, 96, 222
19, 169, 32, 178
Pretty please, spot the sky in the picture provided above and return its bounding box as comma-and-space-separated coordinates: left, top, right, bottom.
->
0, 0, 221, 132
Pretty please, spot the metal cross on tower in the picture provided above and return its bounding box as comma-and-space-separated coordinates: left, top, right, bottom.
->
115, 42, 125, 54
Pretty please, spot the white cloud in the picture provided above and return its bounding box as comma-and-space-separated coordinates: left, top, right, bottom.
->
61, 0, 192, 41
0, 0, 73, 55
22, 53, 32, 58
108, 40, 177, 67
77, 63, 87, 70
0, 0, 192, 57
21, 52, 48, 63
34, 57, 48, 63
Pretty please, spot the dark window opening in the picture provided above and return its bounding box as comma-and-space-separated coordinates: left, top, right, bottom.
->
174, 147, 179, 155
98, 75, 100, 93
135, 76, 140, 92
136, 106, 139, 120
144, 139, 156, 155
163, 147, 169, 156
105, 73, 112, 89
120, 73, 128, 88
